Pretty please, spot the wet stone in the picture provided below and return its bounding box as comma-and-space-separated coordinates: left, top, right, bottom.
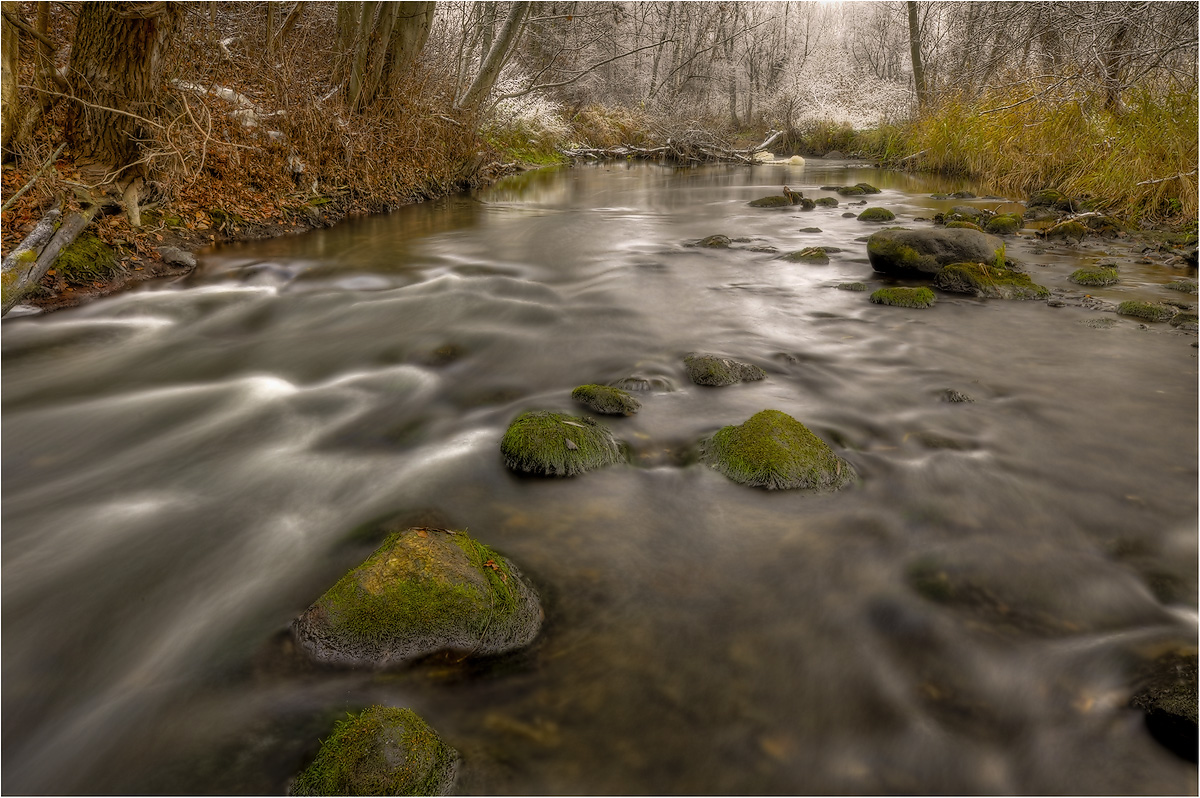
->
700, 409, 855, 490
501, 410, 624, 476
571, 384, 641, 415
683, 353, 766, 386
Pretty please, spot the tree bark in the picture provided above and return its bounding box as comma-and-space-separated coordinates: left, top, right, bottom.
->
65, 1, 182, 185
1, 204, 105, 317
907, 1, 928, 110
457, 1, 530, 109
1, 1, 20, 156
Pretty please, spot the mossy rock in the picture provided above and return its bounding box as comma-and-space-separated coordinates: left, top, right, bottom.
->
836, 186, 866, 196
1042, 220, 1087, 242
700, 409, 854, 491
501, 410, 624, 476
941, 388, 975, 403
984, 213, 1023, 235
748, 195, 793, 208
1166, 279, 1198, 295
782, 247, 830, 263
691, 235, 732, 248
290, 706, 458, 796
866, 228, 1004, 278
949, 191, 977, 199
948, 205, 990, 223
945, 221, 983, 231
814, 197, 838, 208
52, 233, 120, 284
869, 287, 936, 308
858, 207, 895, 223
1069, 267, 1119, 287
1027, 188, 1073, 211
930, 193, 951, 200
1117, 301, 1178, 323
292, 528, 543, 667
1129, 648, 1198, 762
855, 182, 882, 194
819, 185, 841, 191
683, 353, 766, 386
571, 384, 640, 415
796, 197, 816, 211
836, 282, 869, 292
799, 227, 823, 233
1169, 311, 1199, 330
935, 262, 1050, 300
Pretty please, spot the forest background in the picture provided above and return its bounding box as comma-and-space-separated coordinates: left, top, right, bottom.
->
0, 0, 1196, 309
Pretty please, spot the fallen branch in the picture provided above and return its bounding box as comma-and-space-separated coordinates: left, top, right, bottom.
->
1136, 170, 1198, 186
1, 142, 66, 213
2, 203, 101, 316
738, 129, 784, 156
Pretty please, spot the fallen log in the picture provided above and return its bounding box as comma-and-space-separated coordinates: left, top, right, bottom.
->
2, 202, 100, 316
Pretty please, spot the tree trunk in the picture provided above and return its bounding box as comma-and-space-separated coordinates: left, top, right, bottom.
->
1102, 20, 1129, 113
906, 0, 928, 110
1, 1, 20, 156
65, 1, 182, 185
457, 1, 530, 109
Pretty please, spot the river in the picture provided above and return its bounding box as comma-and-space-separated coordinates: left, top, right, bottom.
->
3, 161, 1196, 794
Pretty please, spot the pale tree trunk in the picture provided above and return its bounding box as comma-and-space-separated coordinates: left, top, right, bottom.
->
457, 1, 530, 110
906, 0, 928, 110
65, 1, 182, 185
340, 1, 435, 111
1, 1, 20, 156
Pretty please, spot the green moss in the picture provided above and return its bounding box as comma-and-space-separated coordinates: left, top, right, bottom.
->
1117, 301, 1178, 322
571, 384, 640, 415
984, 213, 1022, 235
866, 235, 936, 274
814, 197, 839, 207
869, 287, 936, 308
782, 247, 829, 263
1043, 220, 1087, 241
700, 409, 854, 490
934, 262, 1050, 299
836, 282, 869, 291
1, 267, 17, 306
1169, 311, 1198, 328
1166, 279, 1198, 295
858, 207, 896, 222
500, 410, 623, 476
683, 353, 767, 386
52, 233, 120, 284
1069, 267, 1120, 287
945, 221, 982, 231
836, 186, 866, 196
1028, 188, 1073, 210
748, 195, 792, 208
290, 706, 458, 796
854, 182, 882, 194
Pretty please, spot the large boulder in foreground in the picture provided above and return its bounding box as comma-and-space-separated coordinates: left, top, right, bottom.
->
700, 409, 854, 490
501, 410, 624, 476
292, 528, 543, 667
867, 228, 1004, 278
290, 706, 458, 796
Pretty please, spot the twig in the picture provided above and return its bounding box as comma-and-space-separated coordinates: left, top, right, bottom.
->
1, 143, 66, 213
1136, 170, 1197, 186
2, 8, 54, 49
18, 85, 165, 129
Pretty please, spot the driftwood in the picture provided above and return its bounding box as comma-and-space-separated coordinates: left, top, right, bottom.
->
561, 128, 785, 166
1, 202, 100, 316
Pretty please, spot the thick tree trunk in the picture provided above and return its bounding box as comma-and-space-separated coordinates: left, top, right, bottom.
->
457, 1, 530, 110
341, 1, 435, 111
906, 1, 928, 111
1, 1, 20, 156
65, 1, 182, 185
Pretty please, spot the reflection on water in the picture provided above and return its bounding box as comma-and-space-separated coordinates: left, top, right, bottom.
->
2, 162, 1196, 795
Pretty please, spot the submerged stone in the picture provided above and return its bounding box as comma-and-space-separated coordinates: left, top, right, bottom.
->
501, 410, 624, 476
1166, 279, 1198, 295
1169, 311, 1199, 330
1069, 266, 1120, 287
748, 195, 793, 208
814, 197, 839, 208
866, 228, 1004, 278
290, 706, 458, 796
941, 389, 975, 403
836, 186, 866, 196
571, 384, 640, 415
949, 190, 977, 199
691, 234, 732, 248
858, 207, 896, 222
1117, 301, 1178, 323
870, 287, 936, 308
934, 262, 1050, 299
945, 221, 983, 231
781, 247, 830, 263
292, 528, 543, 668
836, 282, 869, 292
700, 409, 854, 490
683, 353, 766, 386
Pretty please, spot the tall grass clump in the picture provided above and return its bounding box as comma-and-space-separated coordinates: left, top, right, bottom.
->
867, 83, 1197, 226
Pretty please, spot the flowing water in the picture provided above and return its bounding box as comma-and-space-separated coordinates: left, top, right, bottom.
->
3, 162, 1197, 795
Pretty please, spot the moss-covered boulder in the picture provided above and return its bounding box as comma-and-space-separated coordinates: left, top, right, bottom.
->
1027, 188, 1074, 211
700, 409, 854, 490
782, 247, 830, 263
571, 384, 640, 415
292, 528, 543, 667
748, 195, 793, 208
1117, 301, 1178, 323
945, 221, 983, 231
690, 234, 732, 248
501, 410, 624, 476
858, 207, 895, 222
855, 182, 882, 194
1041, 219, 1087, 242
866, 228, 1005, 278
1069, 266, 1120, 287
984, 213, 1023, 235
814, 197, 839, 208
1166, 279, 1198, 295
836, 282, 869, 291
870, 286, 936, 308
1129, 648, 1198, 763
949, 190, 977, 199
290, 706, 458, 796
683, 353, 766, 386
796, 197, 816, 210
836, 186, 866, 196
934, 262, 1050, 300
1169, 311, 1198, 330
